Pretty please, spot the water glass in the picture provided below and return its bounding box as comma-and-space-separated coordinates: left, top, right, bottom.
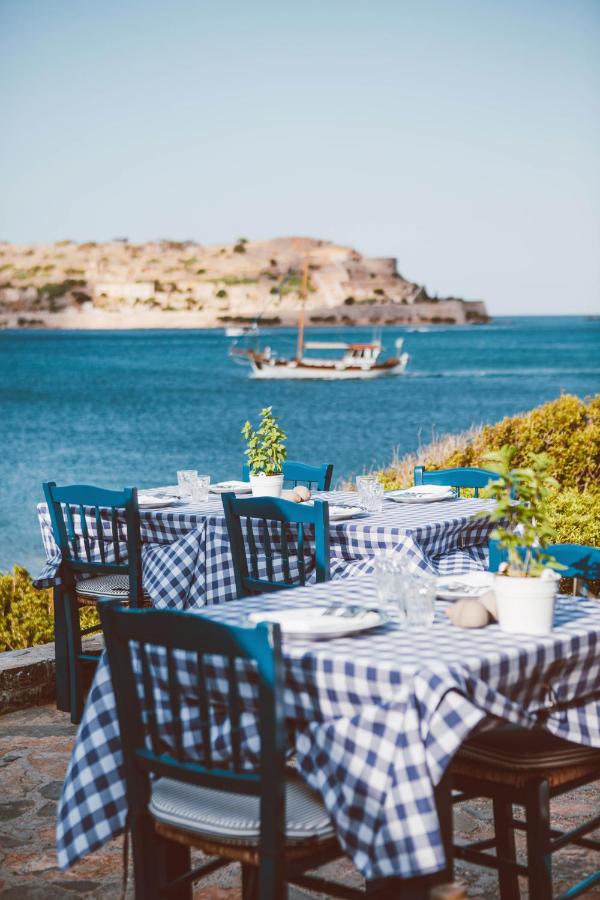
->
362, 481, 384, 513
404, 574, 436, 627
190, 474, 210, 503
356, 474, 377, 508
177, 469, 198, 497
373, 550, 408, 617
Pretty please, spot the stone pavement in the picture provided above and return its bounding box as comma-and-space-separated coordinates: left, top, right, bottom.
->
1, 704, 599, 899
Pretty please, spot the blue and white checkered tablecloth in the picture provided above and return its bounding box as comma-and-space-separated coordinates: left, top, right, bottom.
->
57, 575, 600, 882
35, 492, 496, 607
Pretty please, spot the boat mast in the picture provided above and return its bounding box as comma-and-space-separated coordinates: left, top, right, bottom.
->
296, 255, 309, 361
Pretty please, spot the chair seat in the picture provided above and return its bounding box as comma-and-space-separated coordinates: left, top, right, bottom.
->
75, 574, 149, 603
454, 725, 600, 788
149, 773, 336, 847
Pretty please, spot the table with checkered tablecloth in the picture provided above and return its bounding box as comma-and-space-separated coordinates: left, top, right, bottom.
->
34, 491, 496, 606
57, 574, 600, 885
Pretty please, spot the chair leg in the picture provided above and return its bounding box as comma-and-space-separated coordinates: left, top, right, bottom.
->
53, 587, 70, 712
161, 838, 192, 900
493, 798, 520, 900
130, 813, 162, 900
63, 592, 84, 724
524, 779, 552, 900
242, 863, 260, 900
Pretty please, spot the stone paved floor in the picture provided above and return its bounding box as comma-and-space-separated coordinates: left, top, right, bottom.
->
1, 704, 600, 899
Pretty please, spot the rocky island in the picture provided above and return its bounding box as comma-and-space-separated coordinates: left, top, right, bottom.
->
0, 236, 488, 329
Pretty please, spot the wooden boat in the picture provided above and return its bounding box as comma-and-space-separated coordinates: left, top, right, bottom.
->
231, 258, 409, 379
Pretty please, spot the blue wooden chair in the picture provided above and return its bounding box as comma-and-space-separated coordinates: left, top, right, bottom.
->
414, 465, 500, 497
99, 602, 353, 900
490, 540, 600, 595
43, 481, 146, 724
242, 461, 334, 491
452, 541, 600, 899
221, 494, 330, 598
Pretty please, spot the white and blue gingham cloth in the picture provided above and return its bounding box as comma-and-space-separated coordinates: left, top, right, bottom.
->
57, 575, 600, 882
35, 492, 496, 606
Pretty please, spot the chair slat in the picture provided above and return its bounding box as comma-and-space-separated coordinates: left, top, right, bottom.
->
197, 653, 212, 769
63, 504, 79, 560
78, 505, 92, 562
166, 647, 183, 761
228, 656, 242, 773
246, 517, 259, 580
140, 644, 160, 757
297, 522, 306, 585
262, 519, 275, 582
94, 507, 107, 563
280, 523, 292, 584
111, 508, 120, 564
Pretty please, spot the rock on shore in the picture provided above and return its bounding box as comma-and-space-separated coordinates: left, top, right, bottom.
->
0, 236, 488, 329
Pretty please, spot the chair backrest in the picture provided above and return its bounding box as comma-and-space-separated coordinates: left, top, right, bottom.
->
413, 465, 500, 498
242, 461, 334, 491
99, 601, 286, 897
222, 493, 330, 598
42, 481, 143, 605
489, 540, 600, 595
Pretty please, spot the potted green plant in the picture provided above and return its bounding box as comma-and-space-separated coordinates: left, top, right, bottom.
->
242, 406, 287, 497
483, 445, 562, 635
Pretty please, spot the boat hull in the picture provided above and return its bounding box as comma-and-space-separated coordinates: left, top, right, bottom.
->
250, 355, 409, 380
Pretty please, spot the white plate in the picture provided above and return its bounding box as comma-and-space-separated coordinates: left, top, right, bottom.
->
436, 572, 495, 600
303, 501, 364, 520
386, 485, 455, 504
247, 605, 389, 640
210, 481, 253, 494
138, 492, 180, 509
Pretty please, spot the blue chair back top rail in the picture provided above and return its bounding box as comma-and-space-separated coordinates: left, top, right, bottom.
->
98, 601, 287, 897
242, 461, 334, 491
222, 493, 330, 598
413, 465, 500, 497
42, 482, 143, 605
489, 540, 600, 595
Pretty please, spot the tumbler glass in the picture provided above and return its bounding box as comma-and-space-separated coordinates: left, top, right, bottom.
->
404, 574, 436, 627
190, 474, 210, 503
177, 469, 198, 497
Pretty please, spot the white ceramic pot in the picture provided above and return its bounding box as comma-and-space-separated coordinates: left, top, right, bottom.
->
494, 573, 559, 635
249, 473, 284, 498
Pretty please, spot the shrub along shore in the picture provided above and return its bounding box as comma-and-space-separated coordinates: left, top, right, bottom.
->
1, 394, 598, 653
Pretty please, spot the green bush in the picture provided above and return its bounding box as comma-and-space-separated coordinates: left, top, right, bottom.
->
375, 394, 600, 550
0, 567, 98, 653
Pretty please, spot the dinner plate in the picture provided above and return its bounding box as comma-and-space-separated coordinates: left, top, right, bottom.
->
247, 605, 389, 640
386, 485, 455, 504
210, 481, 253, 494
138, 492, 180, 509
436, 571, 495, 600
302, 501, 364, 520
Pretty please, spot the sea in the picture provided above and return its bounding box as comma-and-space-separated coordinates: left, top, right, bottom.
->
1, 315, 599, 574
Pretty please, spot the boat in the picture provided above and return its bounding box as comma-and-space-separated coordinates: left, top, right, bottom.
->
232, 338, 409, 380
231, 260, 409, 380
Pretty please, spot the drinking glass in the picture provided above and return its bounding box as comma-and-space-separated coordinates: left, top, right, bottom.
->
373, 550, 408, 619
363, 481, 384, 513
356, 474, 377, 509
190, 474, 210, 503
404, 574, 436, 627
177, 469, 198, 497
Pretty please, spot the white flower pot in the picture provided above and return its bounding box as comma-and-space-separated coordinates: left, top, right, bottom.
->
249, 473, 284, 498
494, 573, 559, 635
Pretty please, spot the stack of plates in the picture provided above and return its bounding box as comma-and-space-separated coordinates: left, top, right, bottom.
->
138, 490, 180, 509
386, 485, 455, 504
209, 481, 253, 494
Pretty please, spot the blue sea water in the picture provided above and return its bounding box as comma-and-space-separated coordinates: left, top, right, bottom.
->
1, 316, 599, 573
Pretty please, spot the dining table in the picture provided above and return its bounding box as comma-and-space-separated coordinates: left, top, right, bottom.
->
34, 489, 497, 606
56, 573, 600, 896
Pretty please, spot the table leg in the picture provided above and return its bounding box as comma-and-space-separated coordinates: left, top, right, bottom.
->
366, 768, 454, 899
53, 586, 70, 712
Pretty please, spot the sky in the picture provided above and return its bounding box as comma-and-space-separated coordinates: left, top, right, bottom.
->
1, 0, 599, 315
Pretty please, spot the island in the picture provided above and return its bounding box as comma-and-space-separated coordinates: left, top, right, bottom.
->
0, 236, 488, 329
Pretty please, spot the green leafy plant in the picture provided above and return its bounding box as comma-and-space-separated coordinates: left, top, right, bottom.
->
482, 445, 561, 576
242, 406, 287, 476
